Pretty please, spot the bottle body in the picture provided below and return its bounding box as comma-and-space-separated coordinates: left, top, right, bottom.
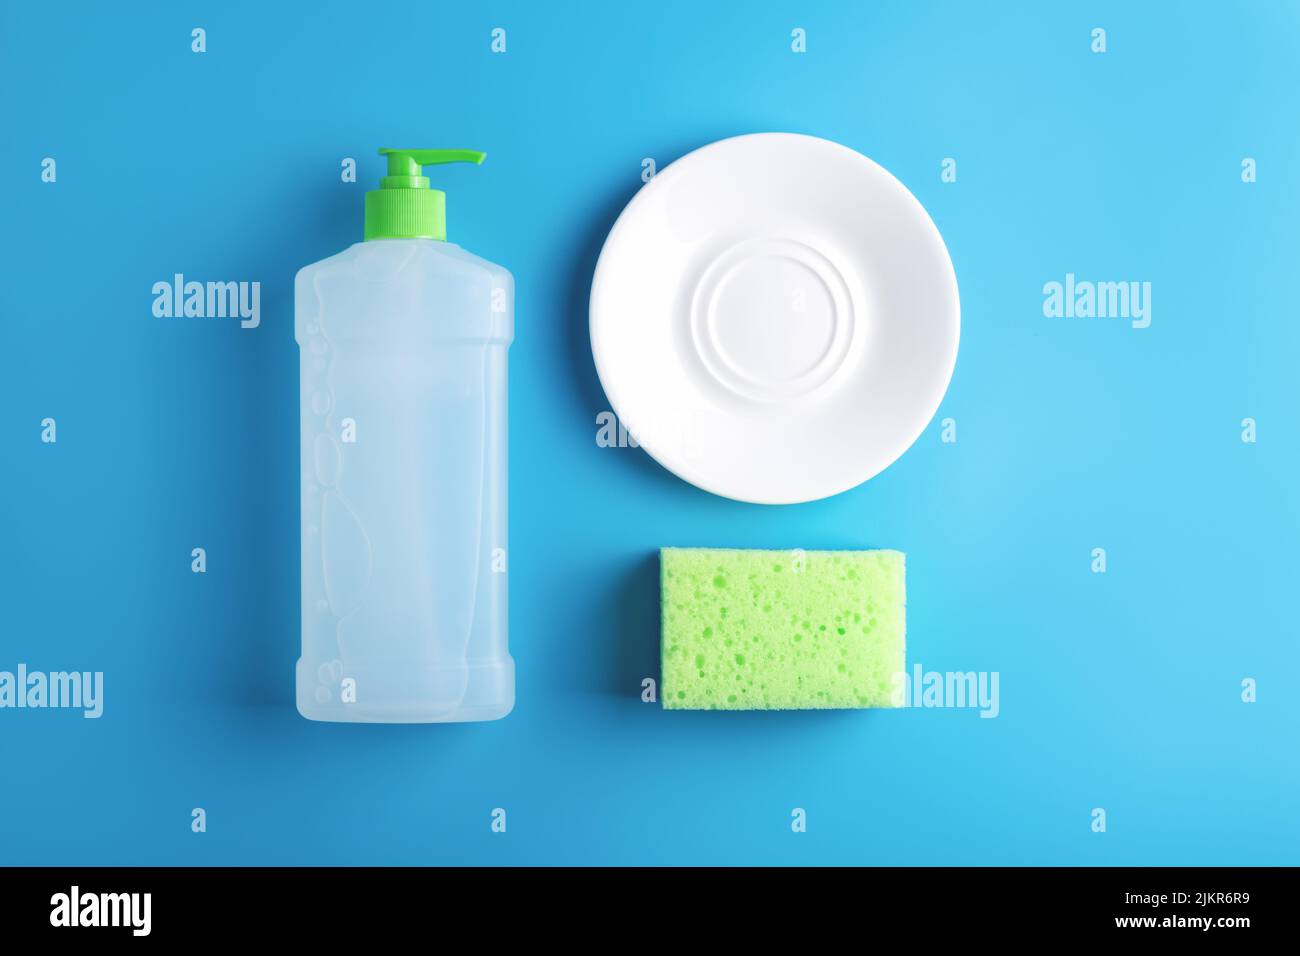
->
295, 239, 513, 722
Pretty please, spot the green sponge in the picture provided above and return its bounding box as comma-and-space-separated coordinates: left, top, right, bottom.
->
660, 547, 905, 710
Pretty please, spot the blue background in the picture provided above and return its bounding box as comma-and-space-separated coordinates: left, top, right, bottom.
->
2, 0, 1297, 865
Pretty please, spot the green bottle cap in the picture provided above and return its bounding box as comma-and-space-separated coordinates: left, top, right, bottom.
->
363, 148, 486, 242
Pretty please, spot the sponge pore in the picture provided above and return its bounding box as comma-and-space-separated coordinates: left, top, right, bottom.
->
660, 548, 905, 710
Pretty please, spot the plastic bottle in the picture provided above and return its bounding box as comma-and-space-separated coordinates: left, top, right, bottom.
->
295, 148, 514, 722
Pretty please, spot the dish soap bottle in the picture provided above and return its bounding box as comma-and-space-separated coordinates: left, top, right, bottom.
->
295, 148, 514, 722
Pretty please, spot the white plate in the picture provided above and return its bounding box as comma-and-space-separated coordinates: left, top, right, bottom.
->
589, 132, 960, 504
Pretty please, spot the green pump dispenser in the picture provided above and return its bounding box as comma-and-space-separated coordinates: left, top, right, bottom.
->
363, 148, 486, 242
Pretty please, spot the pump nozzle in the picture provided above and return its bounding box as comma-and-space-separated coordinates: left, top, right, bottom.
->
364, 148, 487, 242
